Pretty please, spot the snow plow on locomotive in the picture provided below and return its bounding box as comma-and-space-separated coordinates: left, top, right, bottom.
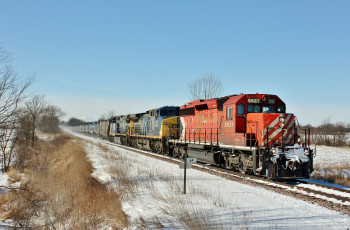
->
75, 93, 313, 179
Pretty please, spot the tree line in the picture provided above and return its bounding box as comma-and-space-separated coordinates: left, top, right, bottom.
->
301, 118, 350, 147
0, 47, 64, 172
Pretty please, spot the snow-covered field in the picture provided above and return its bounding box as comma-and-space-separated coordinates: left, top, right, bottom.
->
312, 145, 350, 179
313, 145, 350, 168
67, 130, 350, 229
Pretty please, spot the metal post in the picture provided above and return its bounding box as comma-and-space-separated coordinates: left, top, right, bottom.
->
282, 128, 285, 152
184, 156, 187, 194
217, 129, 219, 144
266, 127, 269, 149
199, 128, 201, 144
250, 127, 252, 148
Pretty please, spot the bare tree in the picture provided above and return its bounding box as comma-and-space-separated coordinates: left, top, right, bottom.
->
0, 49, 33, 127
67, 117, 85, 126
99, 110, 116, 120
39, 105, 65, 133
312, 118, 348, 146
18, 95, 47, 147
0, 119, 19, 172
188, 73, 223, 101
0, 47, 33, 171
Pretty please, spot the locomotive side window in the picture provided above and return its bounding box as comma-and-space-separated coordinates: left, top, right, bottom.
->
263, 105, 275, 113
160, 110, 168, 117
277, 105, 286, 113
237, 104, 245, 115
226, 106, 233, 120
248, 105, 260, 113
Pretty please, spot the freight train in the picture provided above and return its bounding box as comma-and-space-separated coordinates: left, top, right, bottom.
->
74, 94, 314, 179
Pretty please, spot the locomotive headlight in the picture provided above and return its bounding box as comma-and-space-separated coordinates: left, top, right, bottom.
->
271, 148, 276, 154
279, 117, 285, 128
304, 148, 309, 155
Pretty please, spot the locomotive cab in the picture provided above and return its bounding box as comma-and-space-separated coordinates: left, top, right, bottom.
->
221, 94, 289, 147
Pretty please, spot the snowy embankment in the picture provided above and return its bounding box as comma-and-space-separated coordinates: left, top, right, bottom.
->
65, 129, 350, 229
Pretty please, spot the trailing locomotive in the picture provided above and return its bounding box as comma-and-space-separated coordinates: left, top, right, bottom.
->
74, 93, 313, 179
107, 106, 179, 153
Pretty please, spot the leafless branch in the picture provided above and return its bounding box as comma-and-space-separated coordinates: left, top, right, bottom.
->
188, 73, 223, 101
0, 47, 33, 172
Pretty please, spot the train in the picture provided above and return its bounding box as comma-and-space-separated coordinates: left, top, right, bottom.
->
73, 93, 314, 179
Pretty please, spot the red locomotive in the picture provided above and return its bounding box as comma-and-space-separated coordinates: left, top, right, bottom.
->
170, 94, 313, 179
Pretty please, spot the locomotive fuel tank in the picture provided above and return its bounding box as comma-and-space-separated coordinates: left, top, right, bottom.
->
186, 144, 222, 165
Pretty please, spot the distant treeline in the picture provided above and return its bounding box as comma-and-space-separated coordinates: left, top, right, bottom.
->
300, 119, 349, 147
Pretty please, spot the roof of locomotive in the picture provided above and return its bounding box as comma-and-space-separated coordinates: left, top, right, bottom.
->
224, 94, 284, 104
181, 95, 234, 108
181, 94, 285, 109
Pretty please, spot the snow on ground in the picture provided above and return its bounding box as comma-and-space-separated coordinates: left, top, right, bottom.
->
0, 170, 10, 228
0, 171, 8, 192
65, 129, 350, 229
313, 145, 350, 169
311, 145, 350, 180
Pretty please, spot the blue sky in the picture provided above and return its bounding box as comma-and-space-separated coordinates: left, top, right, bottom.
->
0, 1, 349, 125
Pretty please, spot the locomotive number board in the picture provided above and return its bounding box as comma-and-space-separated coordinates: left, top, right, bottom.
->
267, 98, 276, 104
247, 98, 261, 104
247, 98, 276, 104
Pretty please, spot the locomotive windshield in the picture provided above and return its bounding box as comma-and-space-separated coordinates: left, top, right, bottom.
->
248, 105, 261, 113
246, 104, 285, 113
277, 105, 286, 113
262, 105, 275, 113
160, 109, 178, 117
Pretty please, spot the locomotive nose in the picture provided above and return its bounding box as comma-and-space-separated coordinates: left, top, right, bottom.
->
247, 113, 295, 147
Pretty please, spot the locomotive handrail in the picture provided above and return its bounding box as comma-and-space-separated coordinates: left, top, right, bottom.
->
168, 127, 220, 145
182, 127, 220, 145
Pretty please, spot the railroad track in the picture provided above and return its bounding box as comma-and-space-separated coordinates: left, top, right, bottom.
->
80, 133, 350, 216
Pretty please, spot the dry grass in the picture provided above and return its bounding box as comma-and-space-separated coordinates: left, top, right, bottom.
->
103, 151, 140, 201
0, 134, 128, 229
311, 164, 350, 187
97, 142, 110, 152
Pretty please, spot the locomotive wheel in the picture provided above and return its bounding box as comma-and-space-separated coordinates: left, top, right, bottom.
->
131, 139, 137, 149
172, 146, 179, 158
120, 136, 126, 145
179, 149, 186, 159
225, 160, 231, 169
155, 141, 162, 154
